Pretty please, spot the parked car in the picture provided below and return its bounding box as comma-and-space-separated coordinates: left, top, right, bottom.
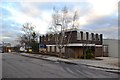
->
20, 47, 25, 52
0, 50, 3, 53
0, 47, 3, 53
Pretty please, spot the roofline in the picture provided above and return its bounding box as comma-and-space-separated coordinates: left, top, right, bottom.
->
40, 29, 103, 36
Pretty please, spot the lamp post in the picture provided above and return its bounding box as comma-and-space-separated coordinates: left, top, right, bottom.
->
56, 24, 62, 32
56, 24, 63, 57
2, 42, 4, 53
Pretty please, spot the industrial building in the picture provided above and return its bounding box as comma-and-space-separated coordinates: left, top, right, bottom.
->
103, 39, 119, 58
39, 30, 105, 58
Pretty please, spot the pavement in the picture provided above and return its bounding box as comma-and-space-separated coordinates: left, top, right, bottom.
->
20, 53, 120, 74
3, 53, 119, 78
0, 53, 2, 80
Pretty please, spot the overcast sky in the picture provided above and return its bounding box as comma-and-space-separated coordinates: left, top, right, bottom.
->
0, 0, 119, 46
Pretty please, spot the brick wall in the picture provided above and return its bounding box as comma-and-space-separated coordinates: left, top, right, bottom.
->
40, 30, 103, 45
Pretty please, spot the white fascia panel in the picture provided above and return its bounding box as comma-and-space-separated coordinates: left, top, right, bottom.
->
68, 43, 95, 46
46, 44, 101, 47
46, 45, 56, 46
95, 45, 103, 47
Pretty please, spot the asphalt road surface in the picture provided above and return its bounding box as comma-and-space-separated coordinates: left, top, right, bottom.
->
2, 53, 119, 78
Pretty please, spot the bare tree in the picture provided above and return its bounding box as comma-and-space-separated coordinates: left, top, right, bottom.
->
19, 23, 38, 52
49, 6, 79, 57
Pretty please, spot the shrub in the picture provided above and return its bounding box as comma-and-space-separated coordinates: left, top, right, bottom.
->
86, 48, 94, 59
86, 52, 94, 59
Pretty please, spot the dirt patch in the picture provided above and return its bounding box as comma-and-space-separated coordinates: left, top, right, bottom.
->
108, 62, 120, 67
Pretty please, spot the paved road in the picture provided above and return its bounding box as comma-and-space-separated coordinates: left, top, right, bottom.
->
0, 53, 2, 79
2, 53, 119, 78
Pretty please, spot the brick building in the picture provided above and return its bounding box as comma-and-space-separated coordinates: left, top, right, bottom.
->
39, 30, 103, 58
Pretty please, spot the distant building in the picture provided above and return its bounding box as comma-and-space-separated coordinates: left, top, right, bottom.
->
103, 39, 119, 58
39, 30, 103, 58
2, 42, 12, 52
3, 42, 11, 47
0, 43, 3, 53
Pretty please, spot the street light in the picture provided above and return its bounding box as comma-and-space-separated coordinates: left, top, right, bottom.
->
56, 23, 63, 58
56, 23, 62, 32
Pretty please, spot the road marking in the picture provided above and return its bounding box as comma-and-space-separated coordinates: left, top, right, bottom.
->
76, 70, 81, 73
76, 70, 84, 74
76, 70, 86, 75
55, 61, 59, 63
66, 67, 74, 74
76, 70, 90, 78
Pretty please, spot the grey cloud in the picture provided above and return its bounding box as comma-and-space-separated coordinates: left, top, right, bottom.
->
80, 14, 118, 39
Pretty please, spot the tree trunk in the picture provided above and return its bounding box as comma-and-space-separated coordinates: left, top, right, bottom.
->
83, 46, 86, 59
59, 48, 62, 58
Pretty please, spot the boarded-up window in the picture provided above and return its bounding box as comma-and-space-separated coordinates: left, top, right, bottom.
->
56, 47, 60, 52
47, 46, 50, 52
94, 34, 97, 41
83, 33, 86, 40
77, 32, 81, 40
48, 37, 50, 41
51, 46, 55, 52
95, 34, 98, 41
89, 33, 92, 40
98, 35, 100, 41
93, 34, 96, 40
